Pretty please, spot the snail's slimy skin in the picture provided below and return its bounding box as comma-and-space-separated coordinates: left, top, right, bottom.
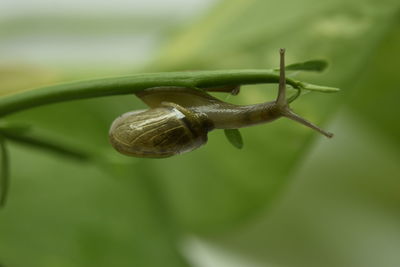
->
136, 86, 282, 129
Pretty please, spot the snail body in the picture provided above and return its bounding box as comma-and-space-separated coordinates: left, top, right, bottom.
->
109, 49, 333, 158
136, 86, 281, 129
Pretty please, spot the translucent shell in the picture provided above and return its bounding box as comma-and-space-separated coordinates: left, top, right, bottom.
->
109, 104, 212, 158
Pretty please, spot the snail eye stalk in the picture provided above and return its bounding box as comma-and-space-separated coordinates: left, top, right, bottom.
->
274, 48, 333, 138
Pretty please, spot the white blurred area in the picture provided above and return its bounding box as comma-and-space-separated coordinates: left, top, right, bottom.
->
1, 0, 215, 17
0, 0, 216, 71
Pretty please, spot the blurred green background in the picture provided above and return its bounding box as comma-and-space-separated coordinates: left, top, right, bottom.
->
1, 0, 399, 266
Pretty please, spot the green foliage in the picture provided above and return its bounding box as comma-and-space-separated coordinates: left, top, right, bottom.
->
0, 0, 399, 266
145, 0, 400, 235
224, 129, 244, 149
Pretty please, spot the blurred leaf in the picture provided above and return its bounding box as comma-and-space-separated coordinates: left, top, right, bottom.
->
347, 14, 400, 147
199, 111, 400, 267
0, 138, 9, 207
144, 0, 400, 234
0, 145, 190, 267
224, 129, 244, 149
0, 122, 31, 135
299, 82, 340, 92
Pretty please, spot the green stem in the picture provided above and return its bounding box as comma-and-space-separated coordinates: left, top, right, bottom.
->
0, 137, 9, 207
0, 126, 91, 161
0, 69, 319, 117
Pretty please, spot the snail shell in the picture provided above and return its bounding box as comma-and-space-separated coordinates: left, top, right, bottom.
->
109, 103, 213, 158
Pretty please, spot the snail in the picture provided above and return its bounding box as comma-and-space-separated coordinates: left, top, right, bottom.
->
109, 49, 333, 158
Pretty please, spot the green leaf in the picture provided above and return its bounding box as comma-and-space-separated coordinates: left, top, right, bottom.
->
146, 0, 400, 234
284, 60, 328, 72
0, 137, 9, 207
224, 129, 244, 149
348, 18, 400, 147
300, 82, 340, 93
